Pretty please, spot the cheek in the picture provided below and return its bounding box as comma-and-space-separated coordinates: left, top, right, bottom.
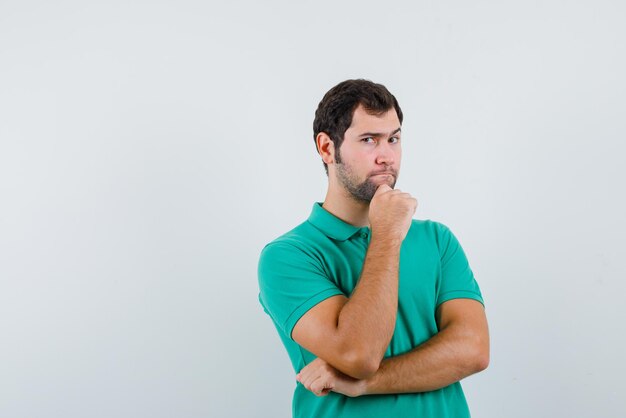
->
396, 147, 402, 161
342, 148, 367, 165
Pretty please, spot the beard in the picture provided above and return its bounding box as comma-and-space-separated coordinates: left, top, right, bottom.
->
335, 159, 398, 203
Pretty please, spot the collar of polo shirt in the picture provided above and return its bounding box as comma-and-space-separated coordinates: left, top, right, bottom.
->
307, 202, 370, 241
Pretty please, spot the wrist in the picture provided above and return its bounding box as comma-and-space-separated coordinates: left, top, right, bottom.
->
369, 234, 403, 250
361, 372, 378, 396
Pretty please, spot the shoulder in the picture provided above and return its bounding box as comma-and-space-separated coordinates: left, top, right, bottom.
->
408, 218, 452, 238
405, 218, 459, 252
258, 220, 325, 264
257, 221, 331, 291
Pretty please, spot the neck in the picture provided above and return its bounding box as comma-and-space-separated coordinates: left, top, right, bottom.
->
321, 182, 370, 228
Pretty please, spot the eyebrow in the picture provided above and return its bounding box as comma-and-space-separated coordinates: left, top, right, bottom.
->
358, 127, 402, 138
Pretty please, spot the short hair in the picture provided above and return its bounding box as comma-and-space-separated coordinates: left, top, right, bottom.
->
313, 79, 403, 175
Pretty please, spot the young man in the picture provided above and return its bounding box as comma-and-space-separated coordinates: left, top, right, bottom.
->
258, 79, 489, 417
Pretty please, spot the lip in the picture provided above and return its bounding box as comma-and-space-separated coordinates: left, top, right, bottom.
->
371, 173, 394, 177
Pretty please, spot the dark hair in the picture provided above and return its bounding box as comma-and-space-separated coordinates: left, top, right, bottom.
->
313, 79, 403, 175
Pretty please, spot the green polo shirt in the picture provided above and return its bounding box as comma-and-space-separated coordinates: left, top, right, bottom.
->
258, 202, 484, 418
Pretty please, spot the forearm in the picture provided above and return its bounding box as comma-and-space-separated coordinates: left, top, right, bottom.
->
335, 236, 401, 372
363, 321, 489, 395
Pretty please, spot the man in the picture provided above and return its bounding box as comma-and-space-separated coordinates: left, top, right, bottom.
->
258, 79, 489, 417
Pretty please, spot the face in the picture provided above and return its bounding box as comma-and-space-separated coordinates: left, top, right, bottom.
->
333, 104, 402, 203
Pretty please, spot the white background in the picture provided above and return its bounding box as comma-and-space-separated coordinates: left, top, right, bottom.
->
1, 1, 625, 417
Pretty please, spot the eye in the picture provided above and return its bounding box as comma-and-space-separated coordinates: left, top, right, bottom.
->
362, 137, 376, 143
389, 136, 400, 144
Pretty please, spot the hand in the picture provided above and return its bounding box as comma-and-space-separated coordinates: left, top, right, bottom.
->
369, 184, 418, 243
296, 358, 367, 398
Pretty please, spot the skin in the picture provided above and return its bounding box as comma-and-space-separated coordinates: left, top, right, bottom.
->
294, 103, 490, 397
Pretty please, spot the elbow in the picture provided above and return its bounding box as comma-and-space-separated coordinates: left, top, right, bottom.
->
473, 350, 489, 373
342, 350, 381, 380
468, 336, 490, 373
347, 363, 379, 380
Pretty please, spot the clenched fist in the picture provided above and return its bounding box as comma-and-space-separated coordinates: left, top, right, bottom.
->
368, 184, 418, 243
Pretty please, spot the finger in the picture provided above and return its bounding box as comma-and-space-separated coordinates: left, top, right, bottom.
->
310, 375, 333, 397
300, 369, 319, 389
297, 364, 314, 383
297, 358, 324, 387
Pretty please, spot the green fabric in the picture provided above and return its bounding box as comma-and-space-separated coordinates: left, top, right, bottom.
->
258, 202, 484, 418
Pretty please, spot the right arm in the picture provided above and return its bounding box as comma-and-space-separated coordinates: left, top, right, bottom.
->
292, 185, 417, 379
292, 237, 400, 379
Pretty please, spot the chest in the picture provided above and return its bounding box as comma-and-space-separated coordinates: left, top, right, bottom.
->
318, 237, 441, 310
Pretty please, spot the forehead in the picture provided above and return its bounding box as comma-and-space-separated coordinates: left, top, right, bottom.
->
346, 104, 401, 134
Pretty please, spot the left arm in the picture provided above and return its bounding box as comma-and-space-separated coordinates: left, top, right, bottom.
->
364, 298, 489, 394
296, 298, 489, 396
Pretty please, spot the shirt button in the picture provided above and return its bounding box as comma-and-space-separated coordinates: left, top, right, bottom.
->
361, 232, 368, 239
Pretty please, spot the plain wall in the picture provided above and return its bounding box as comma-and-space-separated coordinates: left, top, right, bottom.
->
1, 1, 625, 417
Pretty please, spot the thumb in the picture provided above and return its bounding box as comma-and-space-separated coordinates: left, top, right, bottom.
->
374, 184, 392, 196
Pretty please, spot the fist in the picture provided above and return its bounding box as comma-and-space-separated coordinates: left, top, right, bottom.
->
368, 184, 417, 242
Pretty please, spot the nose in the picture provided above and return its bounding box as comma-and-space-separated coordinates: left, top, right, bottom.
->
375, 142, 395, 166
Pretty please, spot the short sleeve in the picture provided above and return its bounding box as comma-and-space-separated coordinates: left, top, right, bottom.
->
257, 242, 345, 340
435, 223, 484, 308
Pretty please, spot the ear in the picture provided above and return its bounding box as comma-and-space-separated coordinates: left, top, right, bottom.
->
316, 132, 335, 165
